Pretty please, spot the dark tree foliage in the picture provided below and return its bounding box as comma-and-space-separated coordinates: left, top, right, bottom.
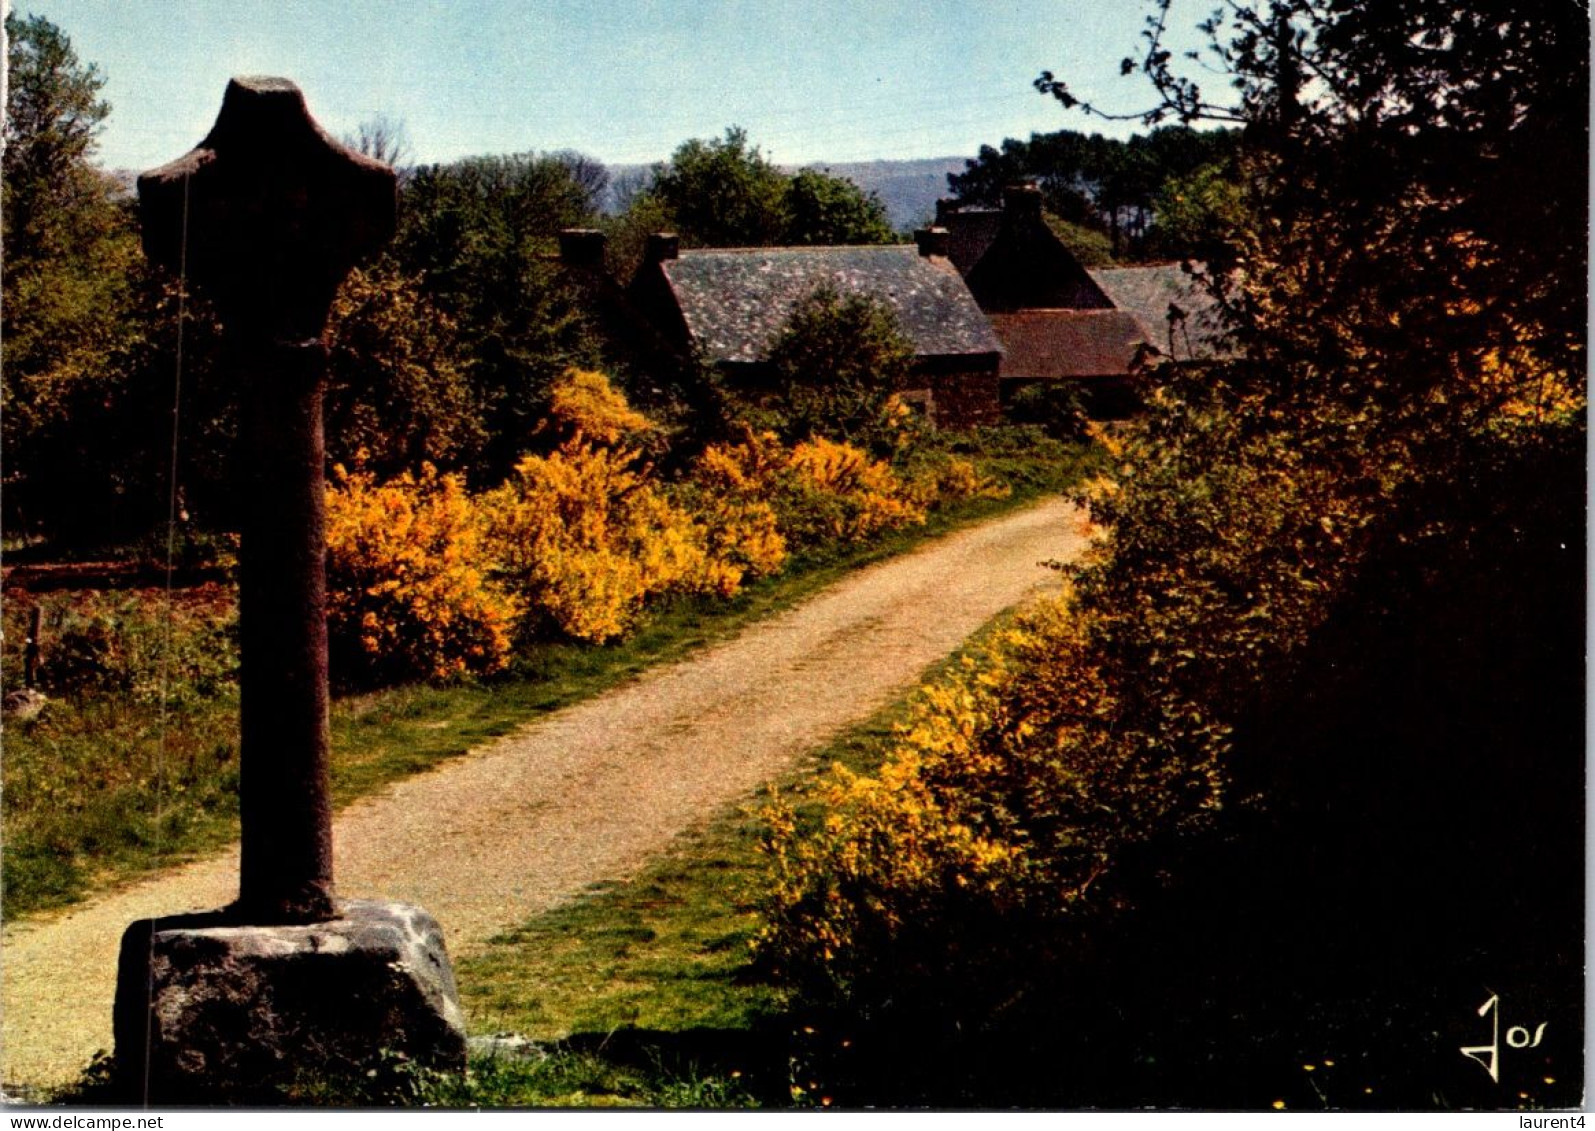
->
1008, 0, 1587, 1106
392, 153, 604, 483
648, 127, 789, 247
324, 258, 484, 478
1036, 0, 1586, 354
3, 19, 640, 546
394, 152, 600, 302
2, 11, 111, 264
947, 125, 1241, 258
0, 13, 233, 546
764, 285, 914, 448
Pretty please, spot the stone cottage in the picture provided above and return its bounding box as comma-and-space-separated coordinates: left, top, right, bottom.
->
624, 232, 1004, 427
934, 183, 1230, 415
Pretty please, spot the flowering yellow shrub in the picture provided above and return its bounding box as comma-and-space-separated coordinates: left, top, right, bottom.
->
689, 430, 927, 554
323, 370, 1021, 681
1475, 339, 1585, 427
758, 609, 1045, 998
325, 463, 521, 686
481, 441, 718, 643
678, 434, 790, 586
758, 595, 1225, 1007
876, 392, 934, 458
906, 454, 1010, 509
479, 372, 795, 638
546, 367, 657, 445
785, 436, 926, 542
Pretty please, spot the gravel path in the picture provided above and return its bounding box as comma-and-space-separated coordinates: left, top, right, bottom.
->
1, 497, 1089, 1092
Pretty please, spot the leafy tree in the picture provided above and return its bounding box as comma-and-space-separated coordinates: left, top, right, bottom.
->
395, 151, 600, 303
1060, 0, 1584, 1091
324, 258, 483, 478
1, 13, 157, 542
1054, 0, 1587, 997
1141, 160, 1246, 262
762, 0, 1586, 1104
948, 125, 1241, 259
781, 169, 894, 246
600, 189, 675, 280
949, 132, 1080, 219
649, 127, 788, 247
648, 128, 895, 249
2, 11, 113, 264
764, 285, 914, 449
393, 153, 603, 482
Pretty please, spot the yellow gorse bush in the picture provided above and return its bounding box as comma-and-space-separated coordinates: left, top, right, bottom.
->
785, 436, 926, 541
680, 431, 790, 585
906, 454, 1010, 509
546, 366, 658, 445
326, 369, 1016, 681
689, 429, 929, 555
480, 440, 715, 644
325, 461, 521, 685
480, 367, 780, 641
758, 595, 1226, 1004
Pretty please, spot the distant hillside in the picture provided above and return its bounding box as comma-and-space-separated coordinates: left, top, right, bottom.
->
600, 156, 971, 232
793, 157, 969, 231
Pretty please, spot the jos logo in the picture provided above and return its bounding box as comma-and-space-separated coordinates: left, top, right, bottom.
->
1460, 993, 1547, 1083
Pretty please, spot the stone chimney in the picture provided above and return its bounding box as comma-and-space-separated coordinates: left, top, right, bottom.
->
645, 232, 680, 262
558, 228, 606, 268
1002, 182, 1044, 220
914, 226, 950, 258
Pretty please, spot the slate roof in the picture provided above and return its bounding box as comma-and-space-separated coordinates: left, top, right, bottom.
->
989, 310, 1150, 380
658, 246, 1002, 364
1088, 264, 1233, 360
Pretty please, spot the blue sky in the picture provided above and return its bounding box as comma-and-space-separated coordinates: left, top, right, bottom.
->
25, 1, 1196, 174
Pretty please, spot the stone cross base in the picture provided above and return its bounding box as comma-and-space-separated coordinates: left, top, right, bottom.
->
112, 900, 467, 1104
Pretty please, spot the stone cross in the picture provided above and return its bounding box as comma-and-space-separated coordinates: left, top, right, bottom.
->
139, 77, 396, 924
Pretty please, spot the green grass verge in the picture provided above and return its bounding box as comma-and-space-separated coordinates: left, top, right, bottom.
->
2, 440, 1095, 922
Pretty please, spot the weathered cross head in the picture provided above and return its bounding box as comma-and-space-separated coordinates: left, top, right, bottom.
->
139, 76, 396, 340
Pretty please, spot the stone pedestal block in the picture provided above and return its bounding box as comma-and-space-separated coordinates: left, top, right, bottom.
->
113, 900, 466, 1103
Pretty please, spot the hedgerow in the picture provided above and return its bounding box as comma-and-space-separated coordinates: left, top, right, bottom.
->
757, 576, 1227, 1015
684, 429, 930, 558
325, 370, 1019, 681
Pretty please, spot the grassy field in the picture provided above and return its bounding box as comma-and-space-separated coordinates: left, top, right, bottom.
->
1, 436, 1096, 922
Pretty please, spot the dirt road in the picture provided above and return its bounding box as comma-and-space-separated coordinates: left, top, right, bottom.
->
1, 497, 1089, 1092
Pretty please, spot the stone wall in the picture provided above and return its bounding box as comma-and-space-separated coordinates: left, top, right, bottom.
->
919, 356, 1003, 428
